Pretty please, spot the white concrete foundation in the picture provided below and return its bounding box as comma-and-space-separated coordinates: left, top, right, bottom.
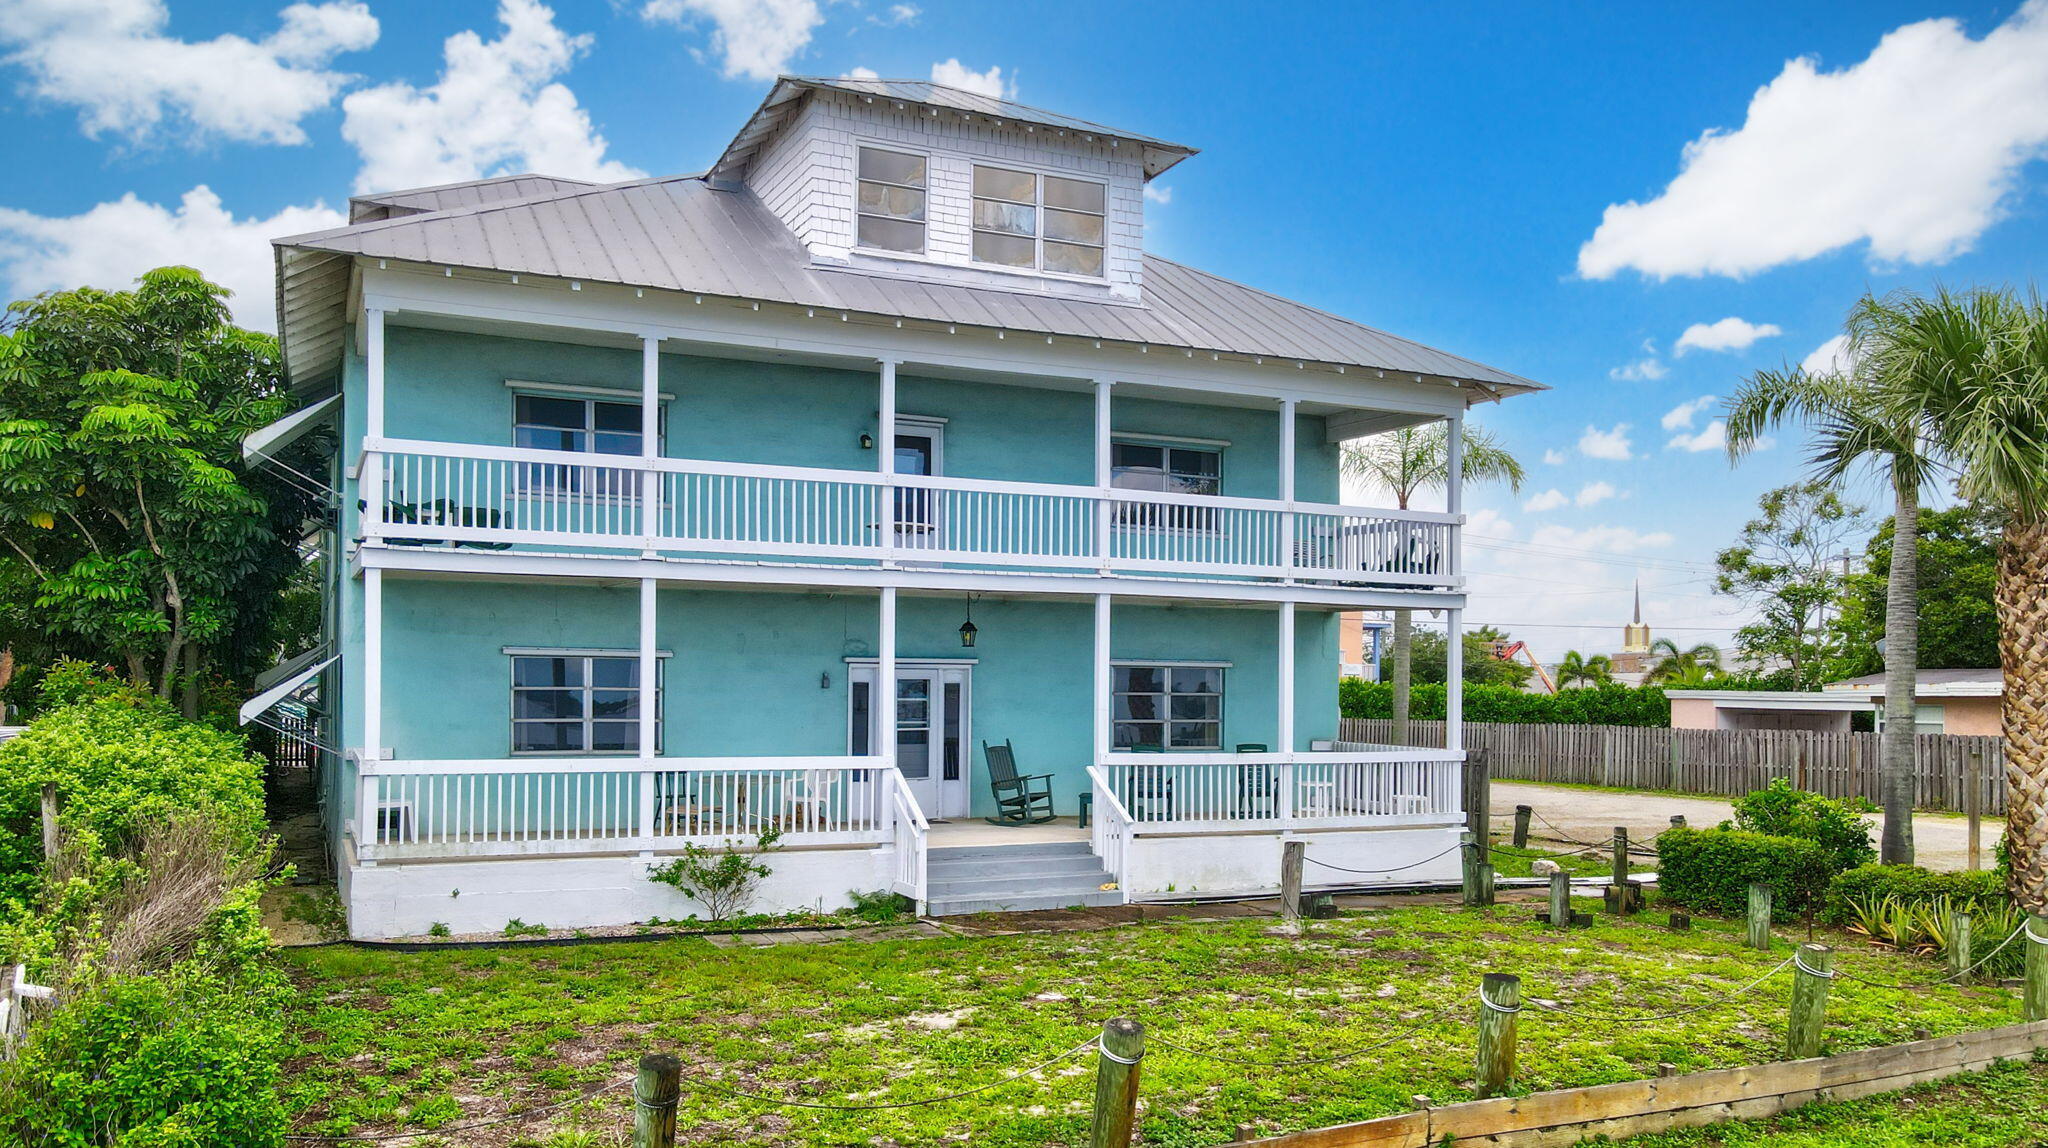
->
1122, 823, 1463, 899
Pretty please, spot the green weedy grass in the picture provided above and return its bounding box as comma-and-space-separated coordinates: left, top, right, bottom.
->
1616, 1056, 2048, 1146
280, 904, 2024, 1146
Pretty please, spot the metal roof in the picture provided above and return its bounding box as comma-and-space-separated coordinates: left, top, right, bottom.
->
715, 76, 1198, 182
348, 174, 599, 223
274, 174, 1544, 400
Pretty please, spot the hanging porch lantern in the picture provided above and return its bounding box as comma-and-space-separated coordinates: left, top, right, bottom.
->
959, 595, 979, 648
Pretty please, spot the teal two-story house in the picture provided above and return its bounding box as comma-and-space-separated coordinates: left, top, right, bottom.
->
249, 77, 1541, 938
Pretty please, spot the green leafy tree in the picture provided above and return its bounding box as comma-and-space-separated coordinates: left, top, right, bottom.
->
1713, 482, 1865, 691
1555, 650, 1613, 688
1828, 505, 2000, 679
1643, 638, 1724, 687
1408, 624, 1534, 688
0, 268, 322, 714
1341, 423, 1524, 742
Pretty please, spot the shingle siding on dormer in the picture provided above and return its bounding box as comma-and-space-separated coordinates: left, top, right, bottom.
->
743, 90, 1146, 299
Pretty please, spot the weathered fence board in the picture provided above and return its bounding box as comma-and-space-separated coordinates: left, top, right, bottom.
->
1337, 719, 2004, 813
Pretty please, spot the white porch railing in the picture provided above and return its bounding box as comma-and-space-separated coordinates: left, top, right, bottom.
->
353, 755, 894, 861
882, 767, 928, 906
1091, 749, 1463, 834
1086, 765, 1133, 886
362, 438, 1458, 587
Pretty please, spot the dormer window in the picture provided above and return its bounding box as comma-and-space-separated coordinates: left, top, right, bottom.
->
972, 165, 1106, 277
857, 147, 926, 254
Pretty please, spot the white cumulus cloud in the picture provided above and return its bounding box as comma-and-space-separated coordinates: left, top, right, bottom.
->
1144, 185, 1172, 204
342, 0, 643, 194
1609, 357, 1668, 382
1801, 333, 1854, 376
0, 0, 378, 146
870, 3, 919, 26
1541, 448, 1568, 466
0, 186, 344, 331
1576, 481, 1621, 507
640, 0, 822, 81
1579, 1, 2048, 279
1524, 489, 1569, 512
931, 58, 1013, 99
1667, 420, 1731, 453
1661, 394, 1718, 431
1579, 424, 1634, 461
1675, 317, 1782, 354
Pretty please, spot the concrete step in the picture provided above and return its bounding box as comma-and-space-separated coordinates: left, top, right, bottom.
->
926, 853, 1108, 882
926, 841, 1096, 864
927, 870, 1116, 899
925, 889, 1126, 916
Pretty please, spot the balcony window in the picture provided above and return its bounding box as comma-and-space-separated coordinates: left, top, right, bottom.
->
972, 165, 1106, 277
1112, 441, 1221, 531
1113, 664, 1224, 750
857, 147, 927, 254
513, 394, 642, 496
511, 654, 661, 754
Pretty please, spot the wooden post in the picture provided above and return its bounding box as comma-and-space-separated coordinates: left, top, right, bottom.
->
1475, 972, 1520, 1098
2025, 916, 2048, 1022
1477, 864, 1495, 907
1512, 805, 1532, 849
633, 1053, 681, 1148
39, 782, 58, 862
1747, 883, 1773, 950
1611, 826, 1629, 888
1966, 749, 1983, 870
1089, 1018, 1145, 1148
1464, 750, 1492, 866
1787, 944, 1832, 1059
1279, 840, 1305, 929
1669, 815, 1687, 831
1549, 870, 1570, 930
1461, 831, 1483, 907
1948, 911, 1974, 984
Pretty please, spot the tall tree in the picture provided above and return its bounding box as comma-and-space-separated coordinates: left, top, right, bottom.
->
1643, 638, 1723, 686
1341, 422, 1524, 742
1877, 286, 2047, 908
1556, 650, 1614, 688
1828, 505, 2000, 679
0, 268, 320, 712
1409, 624, 1534, 689
1727, 313, 1944, 866
1712, 482, 1865, 691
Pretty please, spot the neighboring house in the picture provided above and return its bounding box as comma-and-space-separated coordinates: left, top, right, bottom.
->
1339, 612, 1389, 680
1667, 668, 2002, 735
247, 76, 1543, 938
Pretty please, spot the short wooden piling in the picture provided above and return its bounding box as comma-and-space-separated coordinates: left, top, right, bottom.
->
1610, 826, 1629, 889
1461, 831, 1483, 907
1477, 864, 1495, 906
1475, 972, 1520, 1098
2026, 916, 2048, 1022
40, 782, 58, 862
1670, 814, 1687, 830
1089, 1018, 1146, 1148
1549, 871, 1570, 930
1746, 883, 1773, 950
1512, 804, 1532, 849
1947, 910, 1973, 984
633, 1053, 681, 1148
1965, 750, 1983, 871
1279, 840, 1305, 929
1787, 944, 1832, 1059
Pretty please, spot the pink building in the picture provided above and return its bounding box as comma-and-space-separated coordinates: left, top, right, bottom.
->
1666, 669, 2002, 735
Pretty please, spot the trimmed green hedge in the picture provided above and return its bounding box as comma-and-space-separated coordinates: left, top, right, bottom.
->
1338, 679, 1672, 726
1655, 826, 1834, 921
1822, 864, 2010, 926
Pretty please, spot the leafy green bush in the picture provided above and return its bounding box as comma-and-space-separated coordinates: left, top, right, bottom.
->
1338, 679, 1672, 726
0, 692, 266, 906
1655, 825, 1833, 920
1729, 779, 1875, 873
1823, 863, 2009, 926
646, 829, 783, 922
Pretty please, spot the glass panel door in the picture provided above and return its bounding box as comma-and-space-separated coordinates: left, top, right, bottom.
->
893, 420, 942, 551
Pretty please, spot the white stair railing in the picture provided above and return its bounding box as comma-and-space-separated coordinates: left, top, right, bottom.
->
883, 768, 929, 907
1085, 765, 1133, 887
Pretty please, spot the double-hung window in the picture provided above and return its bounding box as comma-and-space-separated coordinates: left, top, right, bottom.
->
857, 147, 927, 254
513, 394, 642, 498
1111, 441, 1222, 531
971, 165, 1106, 277
511, 654, 660, 753
1113, 664, 1223, 750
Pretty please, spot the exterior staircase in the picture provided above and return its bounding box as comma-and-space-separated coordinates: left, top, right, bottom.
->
924, 839, 1125, 916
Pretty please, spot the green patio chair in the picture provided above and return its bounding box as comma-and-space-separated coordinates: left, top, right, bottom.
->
1126, 743, 1175, 822
1234, 743, 1275, 818
981, 739, 1056, 825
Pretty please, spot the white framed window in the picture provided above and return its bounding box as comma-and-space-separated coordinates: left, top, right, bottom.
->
856, 146, 927, 254
512, 393, 647, 497
1112, 440, 1222, 531
1113, 663, 1224, 749
510, 653, 662, 754
971, 164, 1106, 277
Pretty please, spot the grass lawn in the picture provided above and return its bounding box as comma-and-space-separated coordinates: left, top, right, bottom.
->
281, 902, 2024, 1147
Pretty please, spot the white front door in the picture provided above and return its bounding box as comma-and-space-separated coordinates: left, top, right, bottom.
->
893, 417, 944, 552
851, 662, 971, 819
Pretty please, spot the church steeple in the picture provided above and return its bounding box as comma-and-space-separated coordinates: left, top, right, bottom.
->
1622, 580, 1652, 654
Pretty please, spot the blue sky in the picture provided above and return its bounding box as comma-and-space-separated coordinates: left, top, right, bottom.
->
2, 0, 2044, 659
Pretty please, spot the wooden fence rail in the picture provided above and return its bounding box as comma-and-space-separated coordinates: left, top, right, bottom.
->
1338, 719, 2005, 813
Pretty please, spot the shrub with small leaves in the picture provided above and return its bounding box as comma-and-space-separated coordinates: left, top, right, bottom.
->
646, 829, 783, 922
1729, 778, 1875, 874
1655, 825, 1833, 921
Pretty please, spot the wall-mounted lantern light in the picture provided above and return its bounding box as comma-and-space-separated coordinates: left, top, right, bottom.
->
959, 595, 979, 648
820, 671, 832, 690
858, 432, 875, 450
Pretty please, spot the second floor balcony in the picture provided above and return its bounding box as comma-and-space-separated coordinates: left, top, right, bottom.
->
359, 437, 1461, 588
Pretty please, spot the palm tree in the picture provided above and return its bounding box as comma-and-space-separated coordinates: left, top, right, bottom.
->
1341, 422, 1525, 743
1643, 638, 1722, 686
1726, 299, 1943, 866
1556, 650, 1613, 688
1875, 286, 2045, 907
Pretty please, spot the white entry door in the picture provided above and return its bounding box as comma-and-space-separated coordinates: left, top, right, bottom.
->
893, 416, 944, 552
850, 662, 972, 819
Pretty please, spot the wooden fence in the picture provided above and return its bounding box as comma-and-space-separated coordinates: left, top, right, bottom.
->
1338, 719, 2005, 813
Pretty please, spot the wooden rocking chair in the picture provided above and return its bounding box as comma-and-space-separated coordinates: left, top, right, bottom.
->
981, 739, 1057, 825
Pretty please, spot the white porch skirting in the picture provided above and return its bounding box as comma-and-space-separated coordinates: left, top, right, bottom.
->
1120, 824, 1464, 901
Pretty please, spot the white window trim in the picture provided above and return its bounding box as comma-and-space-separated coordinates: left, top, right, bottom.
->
505, 380, 675, 402
508, 650, 666, 757
853, 142, 930, 258
1111, 660, 1227, 750
970, 160, 1108, 279
1111, 431, 1231, 450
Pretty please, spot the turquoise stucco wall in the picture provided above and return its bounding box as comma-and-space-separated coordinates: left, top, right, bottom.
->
376, 579, 1341, 817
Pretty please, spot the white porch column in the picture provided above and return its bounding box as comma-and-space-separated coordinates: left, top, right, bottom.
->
640, 335, 661, 552
637, 576, 658, 855
361, 307, 386, 541
1445, 411, 1464, 579
1093, 593, 1112, 762
1277, 600, 1296, 753
1094, 379, 1113, 572
878, 359, 898, 567
1445, 607, 1464, 753
358, 567, 383, 863
1278, 397, 1297, 580
878, 587, 898, 770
